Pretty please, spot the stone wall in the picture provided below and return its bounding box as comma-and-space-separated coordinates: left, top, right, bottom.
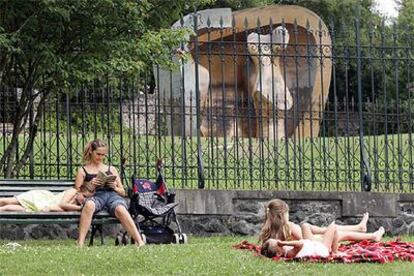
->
1, 190, 414, 240
174, 190, 414, 237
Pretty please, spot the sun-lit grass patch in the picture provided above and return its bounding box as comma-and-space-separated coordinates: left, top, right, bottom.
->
0, 235, 413, 275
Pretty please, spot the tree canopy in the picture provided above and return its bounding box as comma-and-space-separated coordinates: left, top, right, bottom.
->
0, 0, 200, 88
0, 0, 203, 176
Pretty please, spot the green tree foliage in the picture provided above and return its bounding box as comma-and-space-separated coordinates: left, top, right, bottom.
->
0, 0, 201, 177
397, 0, 414, 30
141, 0, 216, 29
363, 0, 414, 135
396, 0, 414, 88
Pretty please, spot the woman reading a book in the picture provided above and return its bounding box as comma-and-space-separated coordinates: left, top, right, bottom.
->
74, 139, 145, 248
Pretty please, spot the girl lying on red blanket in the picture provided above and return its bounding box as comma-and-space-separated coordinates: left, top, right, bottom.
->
259, 199, 371, 245
261, 222, 385, 258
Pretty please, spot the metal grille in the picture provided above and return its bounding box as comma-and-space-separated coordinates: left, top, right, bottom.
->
1, 13, 414, 193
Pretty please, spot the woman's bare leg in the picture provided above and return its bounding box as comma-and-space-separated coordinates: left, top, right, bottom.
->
332, 227, 340, 253
0, 197, 19, 207
337, 212, 369, 232
114, 205, 145, 247
321, 222, 338, 252
77, 200, 95, 248
0, 205, 25, 211
301, 223, 316, 240
337, 226, 385, 242
306, 212, 369, 234
307, 224, 327, 234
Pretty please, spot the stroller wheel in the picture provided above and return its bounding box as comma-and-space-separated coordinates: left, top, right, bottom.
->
179, 233, 188, 244
173, 233, 180, 244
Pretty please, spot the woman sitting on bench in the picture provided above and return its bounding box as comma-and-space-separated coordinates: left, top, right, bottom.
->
0, 185, 92, 212
74, 139, 145, 248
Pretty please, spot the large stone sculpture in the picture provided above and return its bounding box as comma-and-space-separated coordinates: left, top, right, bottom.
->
247, 26, 293, 138
155, 8, 231, 137
155, 5, 332, 139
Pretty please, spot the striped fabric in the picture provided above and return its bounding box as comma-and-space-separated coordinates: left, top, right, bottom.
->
138, 191, 178, 215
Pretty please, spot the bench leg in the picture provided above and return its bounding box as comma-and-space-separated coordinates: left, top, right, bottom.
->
89, 224, 105, 246
89, 225, 97, 246
100, 225, 104, 245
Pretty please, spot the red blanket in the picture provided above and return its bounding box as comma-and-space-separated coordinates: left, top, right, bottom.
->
233, 239, 414, 263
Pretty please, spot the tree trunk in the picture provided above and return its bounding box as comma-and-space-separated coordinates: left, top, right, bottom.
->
0, 97, 26, 177
13, 89, 50, 176
0, 84, 47, 178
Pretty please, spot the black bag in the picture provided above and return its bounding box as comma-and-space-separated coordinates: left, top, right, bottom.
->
140, 225, 175, 244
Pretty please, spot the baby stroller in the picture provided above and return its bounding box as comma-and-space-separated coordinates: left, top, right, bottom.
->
115, 159, 187, 245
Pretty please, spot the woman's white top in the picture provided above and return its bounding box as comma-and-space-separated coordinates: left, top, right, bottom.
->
295, 239, 330, 258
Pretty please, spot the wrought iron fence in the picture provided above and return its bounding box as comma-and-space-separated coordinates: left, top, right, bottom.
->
1, 10, 414, 193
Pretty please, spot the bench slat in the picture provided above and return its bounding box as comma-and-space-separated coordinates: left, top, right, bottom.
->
0, 218, 81, 225
0, 212, 116, 218
0, 187, 70, 198
0, 180, 73, 187
0, 211, 119, 225
0, 218, 119, 225
0, 211, 111, 218
0, 187, 69, 192
0, 179, 74, 197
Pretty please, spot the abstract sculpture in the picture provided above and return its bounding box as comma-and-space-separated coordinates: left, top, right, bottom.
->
155, 5, 332, 139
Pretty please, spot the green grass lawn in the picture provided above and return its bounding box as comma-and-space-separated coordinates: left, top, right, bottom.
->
0, 235, 413, 275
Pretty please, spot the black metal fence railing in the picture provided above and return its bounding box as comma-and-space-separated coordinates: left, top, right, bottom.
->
1, 13, 414, 193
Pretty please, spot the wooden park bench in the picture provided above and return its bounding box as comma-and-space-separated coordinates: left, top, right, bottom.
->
0, 179, 119, 245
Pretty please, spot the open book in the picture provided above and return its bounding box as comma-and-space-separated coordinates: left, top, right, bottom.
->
95, 171, 117, 187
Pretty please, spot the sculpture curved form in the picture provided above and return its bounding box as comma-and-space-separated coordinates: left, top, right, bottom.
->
156, 5, 332, 139
247, 26, 293, 138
